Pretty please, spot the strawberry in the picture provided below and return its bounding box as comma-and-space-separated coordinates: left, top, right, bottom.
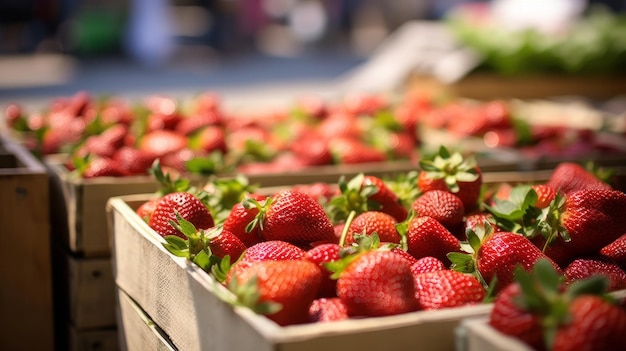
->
327, 174, 408, 224
239, 240, 306, 263
328, 137, 386, 165
139, 129, 188, 158
333, 249, 418, 317
400, 215, 461, 265
412, 190, 465, 229
175, 111, 222, 136
564, 258, 626, 292
464, 213, 500, 236
489, 275, 548, 350
290, 183, 339, 205
531, 184, 557, 209
290, 135, 333, 166
203, 226, 247, 261
362, 175, 409, 222
410, 256, 446, 275
534, 189, 626, 266
136, 197, 159, 222
551, 295, 626, 351
308, 297, 349, 323
222, 197, 265, 248
599, 233, 626, 269
317, 112, 362, 140
450, 225, 561, 292
489, 258, 626, 351
545, 162, 612, 194
413, 269, 485, 310
79, 124, 129, 159
304, 243, 341, 298
344, 211, 400, 246
189, 125, 227, 154
148, 192, 214, 239
252, 190, 337, 248
75, 156, 125, 178
113, 146, 157, 176
226, 259, 323, 326
418, 146, 482, 211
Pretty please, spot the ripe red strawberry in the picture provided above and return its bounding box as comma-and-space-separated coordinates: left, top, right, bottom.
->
401, 216, 461, 265
222, 198, 265, 248
490, 258, 626, 351
464, 213, 501, 237
551, 295, 626, 351
290, 135, 333, 166
599, 233, 626, 269
136, 197, 160, 222
78, 156, 125, 178
203, 227, 247, 261
240, 240, 306, 263
564, 258, 626, 292
344, 211, 400, 246
536, 189, 626, 266
308, 297, 349, 323
545, 162, 612, 194
139, 129, 188, 158
176, 111, 222, 136
227, 259, 323, 326
412, 190, 465, 229
305, 243, 342, 298
418, 146, 482, 211
531, 184, 557, 209
254, 190, 337, 248
148, 192, 214, 238
328, 137, 386, 165
410, 256, 446, 275
413, 269, 485, 310
113, 146, 157, 176
361, 175, 409, 222
189, 125, 227, 154
317, 112, 361, 140
450, 224, 561, 292
489, 281, 546, 350
80, 124, 129, 159
335, 249, 418, 317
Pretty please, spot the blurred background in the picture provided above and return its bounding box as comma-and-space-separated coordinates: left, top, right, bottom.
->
0, 0, 625, 100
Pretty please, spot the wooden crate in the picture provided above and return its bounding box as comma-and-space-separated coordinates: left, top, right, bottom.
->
46, 155, 162, 257
52, 244, 117, 330
456, 290, 626, 351
456, 317, 532, 351
0, 135, 55, 351
116, 287, 176, 351
106, 193, 494, 351
68, 325, 119, 351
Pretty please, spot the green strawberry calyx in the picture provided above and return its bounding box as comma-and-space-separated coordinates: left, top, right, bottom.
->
218, 275, 282, 316
148, 159, 191, 196
448, 221, 494, 290
511, 258, 610, 351
164, 211, 230, 281
419, 146, 479, 193
325, 173, 381, 224
326, 232, 387, 279
485, 185, 570, 250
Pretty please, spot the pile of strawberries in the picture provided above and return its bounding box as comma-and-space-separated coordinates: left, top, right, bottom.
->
133, 146, 626, 339
4, 90, 624, 179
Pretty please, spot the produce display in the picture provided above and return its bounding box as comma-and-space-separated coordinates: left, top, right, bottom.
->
3, 90, 624, 179
489, 259, 626, 351
130, 146, 626, 337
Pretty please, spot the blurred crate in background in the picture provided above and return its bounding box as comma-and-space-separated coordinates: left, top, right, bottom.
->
0, 135, 54, 351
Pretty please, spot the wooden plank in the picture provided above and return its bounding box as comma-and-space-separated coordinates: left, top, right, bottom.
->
116, 288, 177, 351
0, 136, 54, 351
68, 325, 119, 351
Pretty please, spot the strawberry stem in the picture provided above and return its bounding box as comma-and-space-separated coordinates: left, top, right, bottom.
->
338, 210, 356, 247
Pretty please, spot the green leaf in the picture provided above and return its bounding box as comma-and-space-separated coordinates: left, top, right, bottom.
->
162, 235, 189, 257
